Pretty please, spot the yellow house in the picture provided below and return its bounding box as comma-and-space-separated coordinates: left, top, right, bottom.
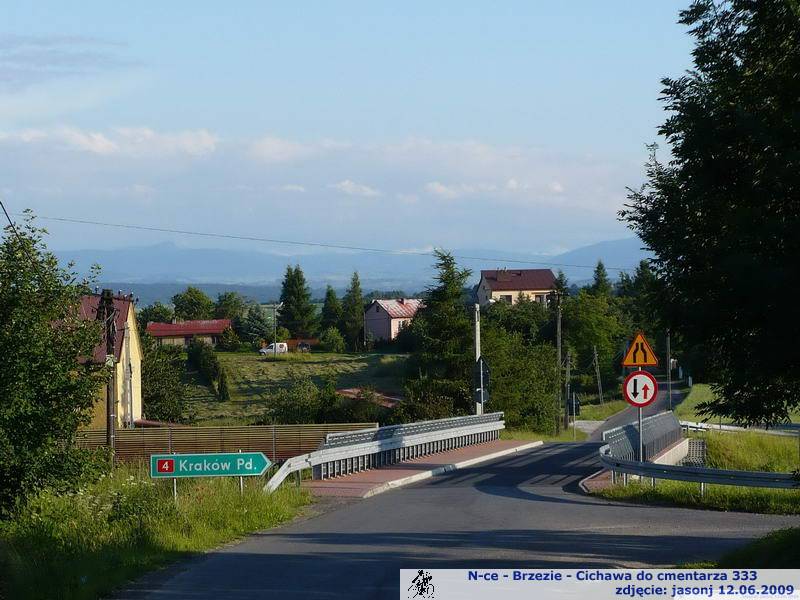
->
80, 293, 143, 429
476, 269, 557, 306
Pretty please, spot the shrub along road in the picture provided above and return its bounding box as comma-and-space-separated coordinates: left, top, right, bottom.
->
118, 442, 795, 600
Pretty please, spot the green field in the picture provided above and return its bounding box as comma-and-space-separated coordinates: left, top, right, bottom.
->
186, 351, 408, 425
598, 429, 800, 514
675, 383, 800, 424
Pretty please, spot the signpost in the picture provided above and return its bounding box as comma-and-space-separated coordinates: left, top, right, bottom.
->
621, 332, 660, 463
150, 452, 272, 480
473, 356, 490, 408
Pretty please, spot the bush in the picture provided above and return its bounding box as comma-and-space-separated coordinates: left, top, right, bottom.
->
141, 335, 187, 423
186, 340, 229, 401
391, 378, 471, 424
319, 327, 346, 353
217, 327, 241, 352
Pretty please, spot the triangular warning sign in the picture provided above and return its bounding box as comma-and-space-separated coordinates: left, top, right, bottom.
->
622, 332, 659, 367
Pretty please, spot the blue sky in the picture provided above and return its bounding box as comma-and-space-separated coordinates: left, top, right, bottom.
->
1, 1, 692, 253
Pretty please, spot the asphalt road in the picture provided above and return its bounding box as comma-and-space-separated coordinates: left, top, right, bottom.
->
120, 442, 796, 600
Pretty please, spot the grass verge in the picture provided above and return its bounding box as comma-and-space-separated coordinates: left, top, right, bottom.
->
0, 464, 310, 600
683, 528, 800, 568
578, 400, 628, 422
597, 430, 800, 514
675, 384, 800, 424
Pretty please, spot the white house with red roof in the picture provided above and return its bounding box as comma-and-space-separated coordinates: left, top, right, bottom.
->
146, 319, 232, 348
476, 268, 556, 306
364, 298, 423, 342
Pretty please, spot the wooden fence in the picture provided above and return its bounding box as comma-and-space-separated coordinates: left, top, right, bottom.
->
76, 423, 378, 463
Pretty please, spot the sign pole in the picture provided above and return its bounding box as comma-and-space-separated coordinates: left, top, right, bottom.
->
638, 405, 643, 462
238, 449, 244, 497
168, 427, 177, 503
474, 304, 483, 416
666, 329, 672, 411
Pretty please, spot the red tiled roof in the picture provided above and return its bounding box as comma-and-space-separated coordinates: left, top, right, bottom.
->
372, 299, 423, 319
80, 294, 133, 363
146, 319, 232, 337
480, 269, 556, 292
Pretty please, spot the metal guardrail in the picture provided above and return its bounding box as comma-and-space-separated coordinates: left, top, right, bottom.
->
601, 412, 682, 462
600, 413, 800, 491
681, 421, 798, 437
264, 412, 505, 493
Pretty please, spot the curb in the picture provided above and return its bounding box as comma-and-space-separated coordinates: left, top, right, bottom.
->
362, 441, 543, 498
578, 468, 607, 494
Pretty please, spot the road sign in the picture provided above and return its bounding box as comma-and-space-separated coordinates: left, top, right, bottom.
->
622, 370, 659, 408
473, 356, 490, 405
149, 452, 272, 479
621, 332, 659, 367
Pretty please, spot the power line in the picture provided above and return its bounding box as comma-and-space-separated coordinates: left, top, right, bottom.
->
21, 213, 639, 272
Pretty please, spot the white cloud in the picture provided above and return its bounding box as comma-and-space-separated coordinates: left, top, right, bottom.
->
277, 184, 306, 193
329, 179, 381, 197
424, 181, 497, 199
0, 126, 217, 157
549, 181, 565, 193
250, 136, 348, 163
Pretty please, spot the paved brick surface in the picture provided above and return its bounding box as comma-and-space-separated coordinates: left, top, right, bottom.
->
302, 439, 534, 497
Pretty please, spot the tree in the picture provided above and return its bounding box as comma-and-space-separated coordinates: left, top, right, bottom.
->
589, 260, 613, 297
554, 270, 569, 296
217, 327, 241, 351
320, 285, 343, 331
621, 0, 800, 424
137, 301, 173, 331
172, 286, 214, 321
319, 326, 346, 353
407, 250, 473, 382
0, 214, 108, 514
214, 292, 247, 320
141, 334, 186, 423
243, 302, 270, 344
339, 272, 365, 351
278, 265, 317, 337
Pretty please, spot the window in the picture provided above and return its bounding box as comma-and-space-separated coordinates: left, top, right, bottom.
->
500, 295, 513, 303
535, 294, 546, 303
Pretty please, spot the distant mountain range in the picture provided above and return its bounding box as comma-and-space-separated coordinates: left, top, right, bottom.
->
57, 238, 651, 305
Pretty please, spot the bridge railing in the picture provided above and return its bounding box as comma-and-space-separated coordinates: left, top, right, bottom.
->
599, 413, 799, 491
264, 412, 505, 493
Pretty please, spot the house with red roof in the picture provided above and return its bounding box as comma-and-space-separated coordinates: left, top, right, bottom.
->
364, 298, 423, 342
146, 319, 232, 348
476, 268, 556, 306
80, 292, 143, 429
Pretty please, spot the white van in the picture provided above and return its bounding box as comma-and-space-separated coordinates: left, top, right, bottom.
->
259, 342, 288, 355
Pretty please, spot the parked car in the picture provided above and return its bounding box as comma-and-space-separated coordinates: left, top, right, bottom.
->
259, 342, 288, 355
297, 341, 311, 353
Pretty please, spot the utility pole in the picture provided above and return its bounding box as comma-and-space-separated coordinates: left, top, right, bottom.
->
666, 329, 673, 412
593, 345, 604, 405
97, 289, 117, 458
564, 351, 571, 430
554, 292, 562, 433
474, 304, 483, 416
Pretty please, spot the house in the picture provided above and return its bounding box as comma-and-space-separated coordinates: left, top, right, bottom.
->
80, 292, 143, 429
145, 319, 232, 348
364, 298, 423, 342
476, 268, 556, 305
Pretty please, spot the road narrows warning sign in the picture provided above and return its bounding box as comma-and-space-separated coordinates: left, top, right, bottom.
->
622, 370, 659, 408
621, 332, 659, 367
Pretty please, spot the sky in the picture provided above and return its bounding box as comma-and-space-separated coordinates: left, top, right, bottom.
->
1, 1, 693, 254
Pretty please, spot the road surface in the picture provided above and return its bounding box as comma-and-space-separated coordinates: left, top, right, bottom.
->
120, 442, 796, 599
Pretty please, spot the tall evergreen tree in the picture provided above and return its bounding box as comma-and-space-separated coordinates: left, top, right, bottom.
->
243, 302, 270, 344
554, 270, 569, 296
409, 250, 473, 382
340, 272, 364, 351
278, 265, 317, 337
589, 260, 613, 297
621, 0, 800, 424
320, 285, 343, 331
